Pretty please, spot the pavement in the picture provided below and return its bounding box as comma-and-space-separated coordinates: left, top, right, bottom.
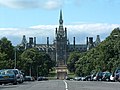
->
0, 80, 120, 90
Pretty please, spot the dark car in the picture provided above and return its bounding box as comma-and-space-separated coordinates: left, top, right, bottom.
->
37, 76, 48, 81
114, 67, 120, 81
0, 69, 17, 85
93, 72, 103, 81
85, 75, 92, 81
102, 71, 111, 81
115, 72, 120, 82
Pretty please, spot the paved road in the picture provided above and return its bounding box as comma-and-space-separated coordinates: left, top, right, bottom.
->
0, 80, 65, 90
0, 80, 120, 90
67, 80, 120, 90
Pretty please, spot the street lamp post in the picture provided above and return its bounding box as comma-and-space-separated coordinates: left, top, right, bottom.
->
37, 65, 41, 78
37, 66, 39, 78
30, 64, 31, 76
14, 47, 17, 69
114, 34, 120, 64
28, 61, 33, 76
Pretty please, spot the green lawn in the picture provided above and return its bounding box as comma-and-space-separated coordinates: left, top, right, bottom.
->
48, 71, 56, 77
48, 70, 57, 80
67, 72, 75, 78
48, 68, 75, 79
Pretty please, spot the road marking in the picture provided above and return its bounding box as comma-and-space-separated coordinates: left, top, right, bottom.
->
63, 80, 68, 90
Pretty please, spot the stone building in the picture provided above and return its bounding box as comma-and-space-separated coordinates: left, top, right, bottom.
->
19, 10, 101, 67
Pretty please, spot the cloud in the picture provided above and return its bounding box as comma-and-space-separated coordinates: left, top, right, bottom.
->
0, 0, 63, 9
0, 0, 120, 9
43, 0, 63, 10
0, 23, 119, 45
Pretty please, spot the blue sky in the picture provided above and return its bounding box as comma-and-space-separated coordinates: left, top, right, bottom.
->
0, 0, 120, 45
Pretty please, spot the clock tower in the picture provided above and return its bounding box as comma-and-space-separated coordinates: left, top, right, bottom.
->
55, 10, 67, 66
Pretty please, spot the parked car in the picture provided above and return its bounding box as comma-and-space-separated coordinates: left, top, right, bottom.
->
0, 69, 17, 85
115, 72, 120, 82
102, 71, 111, 81
65, 76, 74, 80
90, 73, 96, 81
110, 73, 115, 82
12, 69, 24, 83
85, 75, 92, 81
37, 76, 48, 81
24, 76, 35, 81
74, 77, 81, 81
93, 72, 103, 81
81, 77, 86, 81
114, 67, 120, 81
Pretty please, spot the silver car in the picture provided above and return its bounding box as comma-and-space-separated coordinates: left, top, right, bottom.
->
12, 69, 24, 83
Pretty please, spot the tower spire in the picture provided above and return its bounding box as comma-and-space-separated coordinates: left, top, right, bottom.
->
59, 9, 63, 25
60, 9, 62, 20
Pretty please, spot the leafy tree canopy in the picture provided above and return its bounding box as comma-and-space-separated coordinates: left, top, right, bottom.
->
68, 28, 120, 76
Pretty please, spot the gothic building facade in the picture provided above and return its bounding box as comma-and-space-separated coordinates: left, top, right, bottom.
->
19, 10, 101, 66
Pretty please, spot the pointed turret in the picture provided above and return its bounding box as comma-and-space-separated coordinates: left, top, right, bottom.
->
20, 35, 27, 49
58, 9, 64, 36
95, 35, 101, 46
60, 10, 62, 20
59, 9, 63, 25
21, 35, 27, 45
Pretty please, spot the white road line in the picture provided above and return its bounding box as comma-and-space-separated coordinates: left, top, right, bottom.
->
63, 80, 68, 90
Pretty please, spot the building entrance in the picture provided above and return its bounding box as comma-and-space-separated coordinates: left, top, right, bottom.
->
56, 65, 68, 80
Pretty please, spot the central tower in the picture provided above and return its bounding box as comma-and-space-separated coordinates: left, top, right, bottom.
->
55, 10, 67, 66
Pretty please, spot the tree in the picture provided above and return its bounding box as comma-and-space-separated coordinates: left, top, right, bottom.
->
0, 37, 14, 69
73, 27, 120, 76
67, 52, 81, 73
20, 48, 55, 76
0, 37, 14, 60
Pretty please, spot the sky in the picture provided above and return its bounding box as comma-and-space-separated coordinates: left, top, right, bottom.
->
0, 0, 120, 45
